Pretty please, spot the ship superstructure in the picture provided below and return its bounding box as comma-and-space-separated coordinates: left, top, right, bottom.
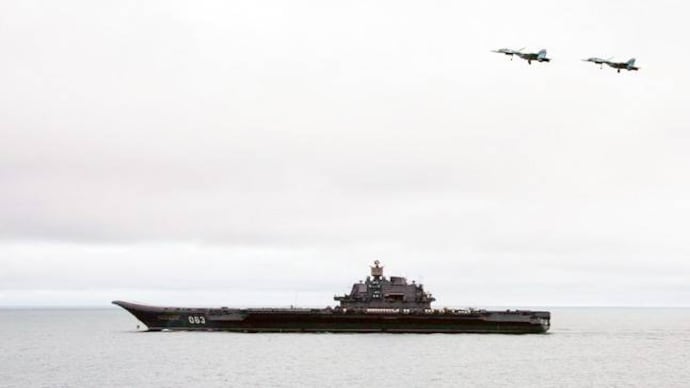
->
334, 260, 435, 312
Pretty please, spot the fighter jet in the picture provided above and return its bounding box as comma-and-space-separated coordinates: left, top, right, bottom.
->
582, 57, 611, 69
492, 48, 551, 65
605, 58, 639, 73
491, 48, 523, 60
583, 57, 639, 73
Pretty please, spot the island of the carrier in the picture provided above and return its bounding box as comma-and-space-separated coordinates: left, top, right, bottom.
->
113, 261, 550, 334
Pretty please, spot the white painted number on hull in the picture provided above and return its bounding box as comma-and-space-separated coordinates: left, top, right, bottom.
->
188, 315, 206, 325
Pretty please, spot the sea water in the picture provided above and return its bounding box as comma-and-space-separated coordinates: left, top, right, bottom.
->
1, 308, 688, 387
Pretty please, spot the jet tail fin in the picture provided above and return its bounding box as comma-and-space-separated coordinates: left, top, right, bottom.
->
627, 58, 636, 67
537, 49, 547, 59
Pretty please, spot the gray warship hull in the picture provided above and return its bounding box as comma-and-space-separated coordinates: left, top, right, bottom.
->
113, 301, 550, 334
114, 261, 550, 334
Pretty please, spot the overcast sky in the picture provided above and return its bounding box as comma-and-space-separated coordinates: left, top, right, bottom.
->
1, 0, 689, 307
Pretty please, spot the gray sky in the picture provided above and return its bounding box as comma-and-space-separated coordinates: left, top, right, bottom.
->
1, 0, 689, 307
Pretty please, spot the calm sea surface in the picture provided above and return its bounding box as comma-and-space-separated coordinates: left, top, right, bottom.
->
1, 307, 688, 387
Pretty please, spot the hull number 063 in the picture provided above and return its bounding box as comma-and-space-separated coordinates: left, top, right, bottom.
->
188, 315, 206, 324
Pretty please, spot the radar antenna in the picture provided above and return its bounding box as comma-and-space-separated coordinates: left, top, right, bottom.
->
370, 260, 384, 280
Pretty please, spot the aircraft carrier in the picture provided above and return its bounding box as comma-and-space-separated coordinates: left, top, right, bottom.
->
113, 261, 550, 334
